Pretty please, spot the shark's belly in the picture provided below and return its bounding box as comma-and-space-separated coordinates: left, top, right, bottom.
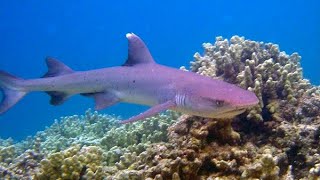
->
113, 77, 174, 106
117, 89, 159, 106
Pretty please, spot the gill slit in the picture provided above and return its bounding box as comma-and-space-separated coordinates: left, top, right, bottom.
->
176, 93, 186, 107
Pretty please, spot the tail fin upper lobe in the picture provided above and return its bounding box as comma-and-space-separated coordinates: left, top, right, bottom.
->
0, 71, 26, 114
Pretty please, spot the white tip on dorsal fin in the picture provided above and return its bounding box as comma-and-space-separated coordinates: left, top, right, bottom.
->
122, 33, 155, 66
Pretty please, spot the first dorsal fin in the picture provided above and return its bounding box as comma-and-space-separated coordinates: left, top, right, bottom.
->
122, 33, 155, 66
43, 57, 74, 78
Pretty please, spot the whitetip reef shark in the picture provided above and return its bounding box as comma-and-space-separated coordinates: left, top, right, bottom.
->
0, 33, 258, 124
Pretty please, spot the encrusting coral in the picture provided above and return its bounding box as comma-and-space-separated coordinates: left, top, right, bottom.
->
0, 35, 319, 179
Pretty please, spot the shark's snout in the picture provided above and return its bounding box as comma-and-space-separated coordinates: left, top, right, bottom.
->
219, 83, 258, 107
214, 92, 258, 119
234, 91, 259, 108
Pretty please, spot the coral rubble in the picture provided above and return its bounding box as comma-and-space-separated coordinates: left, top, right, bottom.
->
0, 35, 319, 179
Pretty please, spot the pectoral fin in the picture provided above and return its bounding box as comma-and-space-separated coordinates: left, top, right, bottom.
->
95, 92, 119, 110
82, 92, 119, 110
120, 100, 176, 124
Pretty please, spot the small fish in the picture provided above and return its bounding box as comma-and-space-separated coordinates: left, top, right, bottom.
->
0, 33, 258, 123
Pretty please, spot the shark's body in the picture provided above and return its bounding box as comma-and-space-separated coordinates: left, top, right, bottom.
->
0, 33, 258, 123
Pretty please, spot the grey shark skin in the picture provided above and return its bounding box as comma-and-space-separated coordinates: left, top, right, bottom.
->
0, 33, 259, 124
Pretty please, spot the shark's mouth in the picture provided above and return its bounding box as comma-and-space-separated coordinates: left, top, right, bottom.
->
214, 108, 246, 118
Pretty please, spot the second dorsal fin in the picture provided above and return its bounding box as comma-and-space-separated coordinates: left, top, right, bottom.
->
43, 57, 74, 78
122, 33, 155, 66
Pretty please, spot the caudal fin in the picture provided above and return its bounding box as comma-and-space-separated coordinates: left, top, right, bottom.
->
0, 71, 27, 114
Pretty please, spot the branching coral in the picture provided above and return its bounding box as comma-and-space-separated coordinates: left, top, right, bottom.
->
0, 145, 16, 166
102, 116, 292, 179
32, 109, 119, 154
0, 150, 43, 180
187, 35, 320, 179
0, 35, 319, 180
31, 109, 178, 158
190, 35, 319, 123
102, 111, 179, 165
35, 145, 105, 179
3, 109, 179, 179
0, 138, 16, 166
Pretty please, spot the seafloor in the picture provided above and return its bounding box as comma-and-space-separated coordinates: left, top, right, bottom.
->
0, 36, 319, 180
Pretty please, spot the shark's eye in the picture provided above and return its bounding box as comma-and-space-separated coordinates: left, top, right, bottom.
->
201, 97, 225, 107
215, 100, 224, 107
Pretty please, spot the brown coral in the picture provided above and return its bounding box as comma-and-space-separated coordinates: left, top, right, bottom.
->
35, 145, 105, 180
190, 36, 319, 123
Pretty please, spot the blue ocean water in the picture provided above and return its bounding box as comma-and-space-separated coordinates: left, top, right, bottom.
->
0, 0, 319, 140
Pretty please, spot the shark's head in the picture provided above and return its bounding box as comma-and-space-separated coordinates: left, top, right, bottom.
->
178, 77, 259, 119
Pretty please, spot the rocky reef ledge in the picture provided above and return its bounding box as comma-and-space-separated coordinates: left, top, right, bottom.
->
1, 36, 319, 179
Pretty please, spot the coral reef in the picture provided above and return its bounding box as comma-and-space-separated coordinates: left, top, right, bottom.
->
33, 109, 120, 154
0, 138, 16, 166
104, 116, 291, 179
102, 112, 178, 166
35, 145, 105, 179
0, 35, 319, 179
0, 109, 179, 179
186, 35, 320, 179
0, 145, 16, 166
191, 35, 319, 122
0, 150, 43, 180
